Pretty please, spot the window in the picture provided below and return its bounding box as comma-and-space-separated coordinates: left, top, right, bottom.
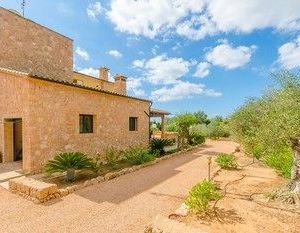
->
129, 117, 138, 131
80, 114, 93, 133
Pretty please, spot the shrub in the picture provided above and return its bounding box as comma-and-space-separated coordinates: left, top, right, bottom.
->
149, 138, 172, 156
190, 118, 230, 140
105, 147, 120, 170
252, 145, 264, 160
44, 152, 94, 182
189, 132, 205, 145
215, 153, 238, 169
207, 117, 230, 139
265, 147, 293, 178
229, 72, 300, 179
185, 180, 222, 213
190, 124, 209, 137
124, 147, 155, 165
166, 113, 198, 146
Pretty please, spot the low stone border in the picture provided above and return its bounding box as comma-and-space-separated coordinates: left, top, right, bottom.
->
9, 145, 200, 204
57, 145, 200, 198
9, 177, 60, 204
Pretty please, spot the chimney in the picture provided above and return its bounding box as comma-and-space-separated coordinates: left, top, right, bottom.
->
99, 67, 109, 81
114, 74, 127, 95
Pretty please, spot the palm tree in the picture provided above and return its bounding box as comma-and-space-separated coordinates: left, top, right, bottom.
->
44, 152, 94, 182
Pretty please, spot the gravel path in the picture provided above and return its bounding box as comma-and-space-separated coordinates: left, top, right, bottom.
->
0, 140, 236, 233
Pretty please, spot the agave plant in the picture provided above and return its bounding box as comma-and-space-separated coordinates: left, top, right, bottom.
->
44, 152, 95, 182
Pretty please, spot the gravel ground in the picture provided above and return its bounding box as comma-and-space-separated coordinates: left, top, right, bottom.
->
0, 140, 236, 233
179, 149, 299, 233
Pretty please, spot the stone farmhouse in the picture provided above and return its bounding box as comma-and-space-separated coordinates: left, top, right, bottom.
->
0, 7, 155, 172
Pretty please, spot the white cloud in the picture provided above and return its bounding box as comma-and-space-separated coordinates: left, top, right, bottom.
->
278, 36, 300, 69
205, 43, 256, 69
151, 45, 159, 55
75, 47, 90, 61
194, 62, 211, 78
107, 0, 205, 38
107, 49, 123, 58
87, 2, 103, 20
151, 81, 221, 102
106, 0, 300, 40
76, 67, 115, 82
131, 53, 223, 101
132, 59, 145, 68
208, 0, 300, 33
142, 54, 192, 85
172, 42, 182, 51
176, 15, 217, 40
77, 67, 98, 77
127, 77, 145, 96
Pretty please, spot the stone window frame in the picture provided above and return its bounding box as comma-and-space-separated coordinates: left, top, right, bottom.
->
129, 117, 138, 131
79, 114, 94, 134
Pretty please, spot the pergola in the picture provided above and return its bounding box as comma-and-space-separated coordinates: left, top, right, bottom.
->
150, 108, 170, 138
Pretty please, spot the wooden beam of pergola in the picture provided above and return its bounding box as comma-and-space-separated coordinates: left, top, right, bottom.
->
150, 108, 170, 138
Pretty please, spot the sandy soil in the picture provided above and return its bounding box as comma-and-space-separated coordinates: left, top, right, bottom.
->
0, 140, 234, 233
179, 151, 300, 233
1, 140, 297, 233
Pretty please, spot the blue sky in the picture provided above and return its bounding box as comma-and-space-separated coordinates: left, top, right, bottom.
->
1, 0, 300, 117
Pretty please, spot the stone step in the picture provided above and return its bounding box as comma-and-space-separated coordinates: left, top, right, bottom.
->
0, 170, 24, 183
0, 181, 10, 190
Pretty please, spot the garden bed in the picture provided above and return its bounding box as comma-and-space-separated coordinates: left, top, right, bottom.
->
168, 152, 300, 233
21, 145, 199, 203
34, 160, 133, 189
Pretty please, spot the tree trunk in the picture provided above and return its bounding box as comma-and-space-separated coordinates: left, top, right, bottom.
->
66, 169, 75, 182
290, 138, 300, 193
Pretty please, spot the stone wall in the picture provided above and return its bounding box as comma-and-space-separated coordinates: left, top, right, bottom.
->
0, 70, 31, 169
27, 78, 149, 171
0, 70, 150, 172
9, 177, 60, 203
73, 72, 115, 92
0, 7, 73, 81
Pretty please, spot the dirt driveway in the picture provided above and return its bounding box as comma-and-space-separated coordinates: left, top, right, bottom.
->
0, 140, 234, 233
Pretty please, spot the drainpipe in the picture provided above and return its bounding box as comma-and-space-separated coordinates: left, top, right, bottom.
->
148, 101, 153, 142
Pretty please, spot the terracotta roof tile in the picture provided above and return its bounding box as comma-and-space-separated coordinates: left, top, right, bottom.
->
0, 67, 151, 103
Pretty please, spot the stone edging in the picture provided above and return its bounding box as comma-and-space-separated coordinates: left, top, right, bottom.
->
56, 145, 200, 199
9, 177, 60, 204
10, 145, 200, 204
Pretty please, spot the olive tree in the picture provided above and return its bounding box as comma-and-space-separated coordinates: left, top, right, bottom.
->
229, 71, 300, 191
170, 113, 198, 146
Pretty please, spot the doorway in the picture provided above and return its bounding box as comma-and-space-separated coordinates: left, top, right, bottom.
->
3, 118, 22, 162
13, 119, 22, 161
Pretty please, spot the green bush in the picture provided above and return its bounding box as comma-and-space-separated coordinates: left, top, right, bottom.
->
207, 117, 230, 138
252, 145, 264, 160
149, 138, 172, 156
44, 152, 94, 182
189, 132, 205, 145
215, 153, 238, 169
124, 147, 155, 165
166, 113, 198, 146
190, 124, 209, 137
189, 118, 230, 140
105, 147, 120, 170
185, 180, 222, 213
229, 72, 300, 178
265, 147, 293, 178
